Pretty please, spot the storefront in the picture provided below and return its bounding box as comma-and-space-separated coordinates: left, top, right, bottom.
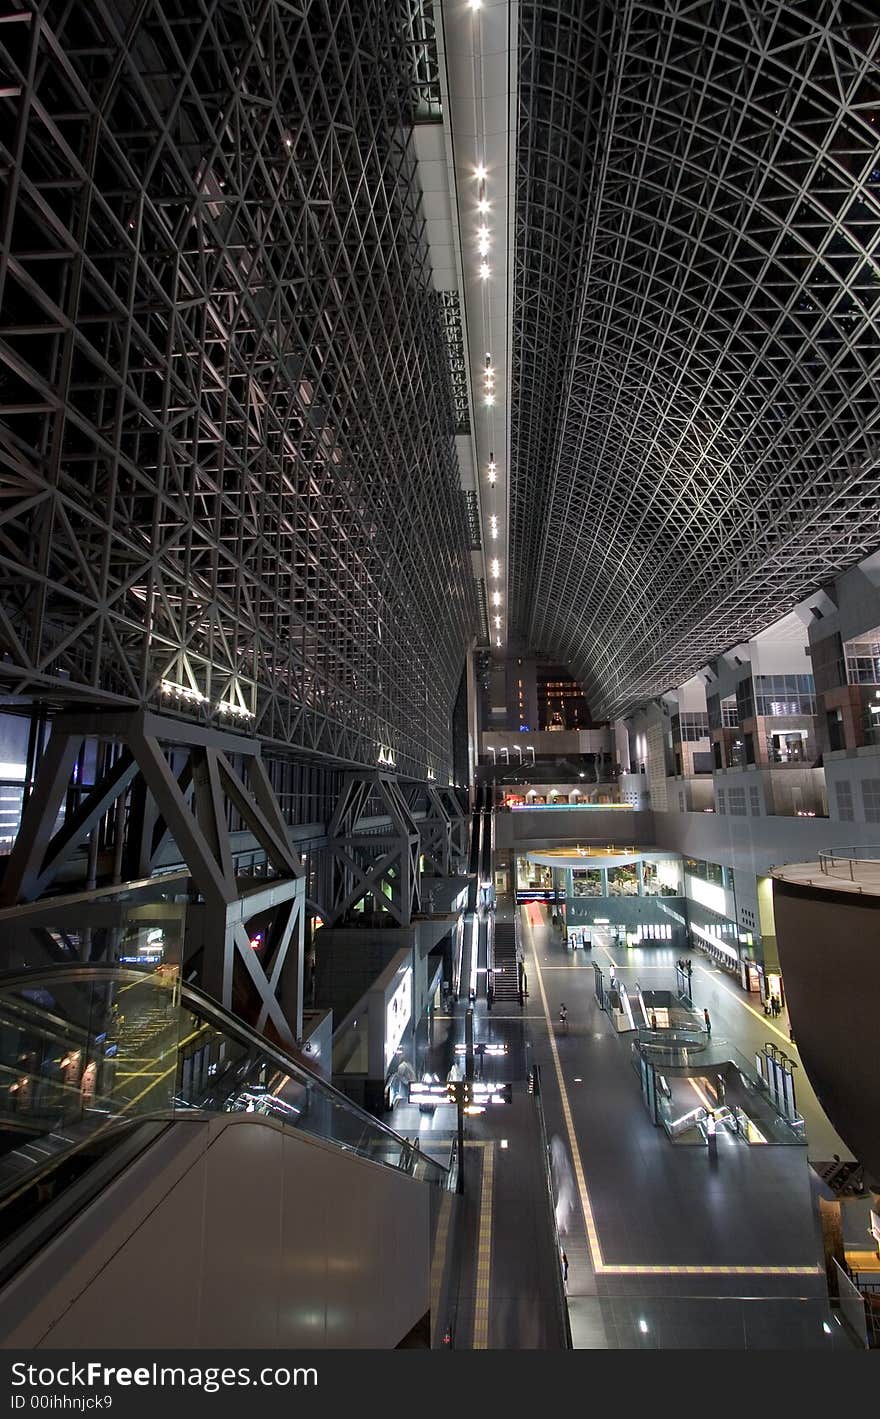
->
523, 847, 690, 950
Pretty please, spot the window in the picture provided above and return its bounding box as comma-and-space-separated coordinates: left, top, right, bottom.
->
861, 778, 880, 823
749, 786, 761, 816
728, 787, 747, 816
835, 780, 854, 822
717, 788, 725, 815
845, 633, 880, 686
752, 674, 816, 717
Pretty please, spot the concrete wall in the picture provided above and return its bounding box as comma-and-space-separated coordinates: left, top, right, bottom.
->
714, 765, 827, 818
824, 744, 880, 827
495, 808, 655, 848
0, 1116, 432, 1348
773, 878, 880, 1179
651, 808, 880, 878
481, 728, 613, 755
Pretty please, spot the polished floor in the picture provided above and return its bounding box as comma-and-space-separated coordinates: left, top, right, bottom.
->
385, 893, 855, 1348
519, 901, 851, 1349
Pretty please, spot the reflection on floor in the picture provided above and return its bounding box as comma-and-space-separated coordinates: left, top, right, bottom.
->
520, 900, 854, 1350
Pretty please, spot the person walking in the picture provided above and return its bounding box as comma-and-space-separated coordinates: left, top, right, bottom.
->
560, 1248, 569, 1284
558, 1003, 568, 1032
704, 1007, 712, 1037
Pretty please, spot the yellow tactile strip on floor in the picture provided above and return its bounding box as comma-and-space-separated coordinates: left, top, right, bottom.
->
472, 1142, 495, 1349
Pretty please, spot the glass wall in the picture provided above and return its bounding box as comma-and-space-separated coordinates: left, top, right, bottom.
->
608, 864, 639, 896
572, 869, 602, 897
643, 858, 682, 895
515, 857, 552, 892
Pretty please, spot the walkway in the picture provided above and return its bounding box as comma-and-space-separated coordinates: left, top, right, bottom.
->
521, 902, 851, 1349
387, 907, 568, 1349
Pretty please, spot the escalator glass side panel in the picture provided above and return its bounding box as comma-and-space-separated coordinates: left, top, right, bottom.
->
0, 963, 446, 1248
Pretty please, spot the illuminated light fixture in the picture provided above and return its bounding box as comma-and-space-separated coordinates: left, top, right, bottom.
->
478, 262, 490, 280
217, 700, 254, 719
478, 227, 490, 243
494, 615, 501, 628
161, 679, 209, 705
492, 591, 501, 606
490, 525, 499, 538
474, 164, 487, 181
467, 0, 482, 9
484, 392, 495, 405
496, 637, 502, 647
478, 236, 490, 258
477, 198, 490, 213
487, 467, 496, 485
490, 559, 500, 576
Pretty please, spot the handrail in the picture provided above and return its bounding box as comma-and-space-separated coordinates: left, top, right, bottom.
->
0, 964, 446, 1179
818, 847, 880, 882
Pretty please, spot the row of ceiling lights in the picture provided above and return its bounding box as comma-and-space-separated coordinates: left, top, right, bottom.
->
473, 161, 502, 649
467, 0, 504, 652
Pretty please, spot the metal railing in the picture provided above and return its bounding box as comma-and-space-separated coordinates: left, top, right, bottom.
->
818, 847, 880, 882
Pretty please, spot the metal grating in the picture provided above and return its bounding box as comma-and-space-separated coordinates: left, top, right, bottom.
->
512, 1, 880, 718
439, 290, 471, 435
405, 0, 443, 121
0, 0, 476, 778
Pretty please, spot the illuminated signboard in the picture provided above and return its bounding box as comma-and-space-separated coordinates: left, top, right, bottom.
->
385, 967, 412, 1072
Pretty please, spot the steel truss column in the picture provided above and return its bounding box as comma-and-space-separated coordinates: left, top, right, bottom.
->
402, 780, 452, 877
326, 773, 422, 927
0, 710, 305, 1044
435, 785, 469, 864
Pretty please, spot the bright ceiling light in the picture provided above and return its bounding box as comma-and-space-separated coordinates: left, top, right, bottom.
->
490, 559, 500, 576
474, 164, 487, 181
477, 198, 489, 213
492, 592, 501, 606
478, 263, 490, 280
494, 615, 501, 627
467, 0, 482, 9
496, 637, 502, 647
484, 393, 495, 405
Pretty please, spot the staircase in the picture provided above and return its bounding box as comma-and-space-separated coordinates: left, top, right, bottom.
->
492, 922, 520, 1004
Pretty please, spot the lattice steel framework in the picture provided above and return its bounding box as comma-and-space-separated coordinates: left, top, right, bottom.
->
512, 1, 880, 718
0, 0, 476, 779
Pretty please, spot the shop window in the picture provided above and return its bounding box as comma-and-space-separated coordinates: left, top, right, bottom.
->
608, 865, 639, 897
572, 870, 601, 897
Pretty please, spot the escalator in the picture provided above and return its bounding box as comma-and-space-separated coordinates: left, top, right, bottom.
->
0, 965, 448, 1291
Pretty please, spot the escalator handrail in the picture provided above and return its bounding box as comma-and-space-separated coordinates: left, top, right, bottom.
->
0, 1116, 174, 1288
0, 965, 447, 1179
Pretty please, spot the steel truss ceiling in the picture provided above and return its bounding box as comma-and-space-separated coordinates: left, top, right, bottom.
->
512, 1, 880, 719
0, 0, 476, 778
